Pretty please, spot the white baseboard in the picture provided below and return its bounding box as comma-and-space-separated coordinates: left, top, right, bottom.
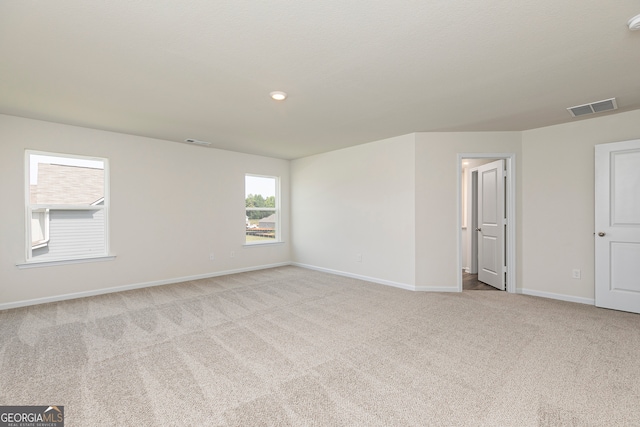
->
292, 262, 416, 291
0, 262, 291, 311
517, 288, 595, 305
292, 262, 459, 293
8, 262, 596, 311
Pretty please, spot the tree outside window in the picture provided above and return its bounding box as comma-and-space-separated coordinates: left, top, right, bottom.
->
245, 174, 279, 244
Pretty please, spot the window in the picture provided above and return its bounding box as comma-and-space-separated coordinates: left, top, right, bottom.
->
245, 174, 280, 244
25, 151, 109, 263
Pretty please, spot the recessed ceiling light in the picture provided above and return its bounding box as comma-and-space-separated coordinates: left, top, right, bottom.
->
184, 138, 212, 146
629, 14, 640, 31
270, 91, 287, 101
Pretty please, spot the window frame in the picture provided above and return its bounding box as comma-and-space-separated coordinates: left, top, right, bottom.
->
23, 150, 111, 265
244, 173, 281, 245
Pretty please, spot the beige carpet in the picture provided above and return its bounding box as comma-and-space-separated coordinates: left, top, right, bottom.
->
1, 266, 639, 426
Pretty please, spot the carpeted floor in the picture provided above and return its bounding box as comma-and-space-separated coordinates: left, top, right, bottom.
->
1, 266, 639, 426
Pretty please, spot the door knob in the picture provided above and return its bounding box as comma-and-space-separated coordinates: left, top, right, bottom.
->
598, 232, 606, 237
476, 228, 482, 232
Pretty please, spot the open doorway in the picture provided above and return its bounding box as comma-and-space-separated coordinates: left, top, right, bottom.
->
457, 153, 516, 293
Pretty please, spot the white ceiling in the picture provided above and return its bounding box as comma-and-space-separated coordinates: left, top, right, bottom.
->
1, 1, 640, 159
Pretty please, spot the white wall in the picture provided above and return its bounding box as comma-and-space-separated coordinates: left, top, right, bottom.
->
3, 109, 640, 309
415, 133, 522, 290
0, 114, 290, 307
521, 109, 640, 302
291, 132, 521, 292
291, 134, 416, 288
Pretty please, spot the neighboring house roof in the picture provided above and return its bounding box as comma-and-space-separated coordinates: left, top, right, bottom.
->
31, 163, 104, 205
259, 214, 276, 223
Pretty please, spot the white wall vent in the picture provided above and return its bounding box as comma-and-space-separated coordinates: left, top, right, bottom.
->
567, 98, 618, 117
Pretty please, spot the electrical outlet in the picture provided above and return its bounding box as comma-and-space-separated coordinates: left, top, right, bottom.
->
356, 253, 362, 262
572, 269, 581, 279
230, 251, 235, 258
209, 253, 215, 261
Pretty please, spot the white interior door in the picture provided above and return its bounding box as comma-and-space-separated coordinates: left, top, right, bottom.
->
477, 159, 505, 290
595, 139, 640, 314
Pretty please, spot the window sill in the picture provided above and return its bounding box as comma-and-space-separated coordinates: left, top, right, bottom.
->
243, 241, 285, 247
16, 255, 116, 269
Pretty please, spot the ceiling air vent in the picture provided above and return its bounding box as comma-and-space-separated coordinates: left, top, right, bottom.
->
567, 98, 618, 117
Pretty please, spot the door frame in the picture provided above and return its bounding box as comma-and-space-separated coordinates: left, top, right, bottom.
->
457, 153, 516, 293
